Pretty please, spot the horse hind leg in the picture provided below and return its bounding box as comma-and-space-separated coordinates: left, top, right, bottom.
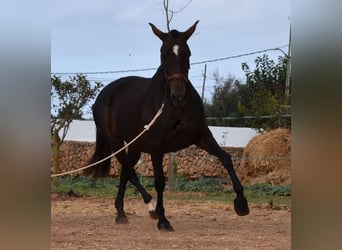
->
108, 139, 131, 223
115, 161, 129, 224
114, 148, 156, 223
125, 150, 158, 219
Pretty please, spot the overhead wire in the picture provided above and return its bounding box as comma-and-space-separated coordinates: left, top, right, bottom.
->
51, 45, 288, 75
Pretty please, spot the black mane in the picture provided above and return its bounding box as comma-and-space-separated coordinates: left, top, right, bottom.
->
170, 29, 180, 38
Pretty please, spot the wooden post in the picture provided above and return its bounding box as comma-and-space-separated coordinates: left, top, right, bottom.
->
168, 153, 173, 191
285, 25, 291, 97
201, 64, 207, 100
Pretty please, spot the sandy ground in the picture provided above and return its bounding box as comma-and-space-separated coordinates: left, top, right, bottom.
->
51, 194, 291, 249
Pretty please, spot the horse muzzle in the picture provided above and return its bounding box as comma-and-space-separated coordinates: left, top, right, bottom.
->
167, 73, 188, 107
171, 92, 185, 107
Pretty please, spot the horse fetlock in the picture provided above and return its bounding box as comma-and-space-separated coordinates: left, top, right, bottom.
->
146, 198, 155, 210
149, 211, 159, 220
143, 193, 153, 204
146, 199, 158, 219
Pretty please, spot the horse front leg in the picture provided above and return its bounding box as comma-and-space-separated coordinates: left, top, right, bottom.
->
151, 153, 174, 231
196, 132, 250, 216
223, 154, 250, 216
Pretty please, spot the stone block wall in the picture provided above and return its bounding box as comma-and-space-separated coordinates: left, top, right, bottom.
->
53, 141, 244, 178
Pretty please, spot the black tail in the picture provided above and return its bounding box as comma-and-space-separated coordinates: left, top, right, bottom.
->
83, 130, 112, 177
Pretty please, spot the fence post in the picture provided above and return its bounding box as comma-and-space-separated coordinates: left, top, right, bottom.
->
201, 64, 207, 100
168, 153, 173, 191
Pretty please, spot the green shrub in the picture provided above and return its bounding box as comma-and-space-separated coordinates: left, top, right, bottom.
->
246, 183, 291, 196
176, 176, 224, 193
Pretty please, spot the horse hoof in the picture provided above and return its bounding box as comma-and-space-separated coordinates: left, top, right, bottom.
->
234, 196, 250, 216
158, 222, 174, 231
115, 216, 129, 224
149, 211, 159, 220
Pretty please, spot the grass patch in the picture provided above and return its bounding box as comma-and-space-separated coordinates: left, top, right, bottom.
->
174, 176, 224, 193
51, 176, 118, 197
51, 176, 291, 206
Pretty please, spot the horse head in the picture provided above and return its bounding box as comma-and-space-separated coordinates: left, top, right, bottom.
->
149, 21, 199, 107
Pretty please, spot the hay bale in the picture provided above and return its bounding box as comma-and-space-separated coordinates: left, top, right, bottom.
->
239, 128, 291, 185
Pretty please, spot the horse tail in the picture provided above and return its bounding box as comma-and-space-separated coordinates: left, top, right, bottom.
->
83, 129, 112, 177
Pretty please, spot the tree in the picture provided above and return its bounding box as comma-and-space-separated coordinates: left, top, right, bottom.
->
51, 74, 103, 175
242, 54, 288, 96
204, 72, 245, 126
204, 54, 290, 130
162, 0, 192, 31
238, 54, 291, 131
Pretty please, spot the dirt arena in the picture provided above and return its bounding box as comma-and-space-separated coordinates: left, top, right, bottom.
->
51, 194, 290, 249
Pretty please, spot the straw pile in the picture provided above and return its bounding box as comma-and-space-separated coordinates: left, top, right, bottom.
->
239, 128, 291, 185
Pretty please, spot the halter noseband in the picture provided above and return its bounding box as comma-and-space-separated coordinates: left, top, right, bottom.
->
166, 73, 188, 83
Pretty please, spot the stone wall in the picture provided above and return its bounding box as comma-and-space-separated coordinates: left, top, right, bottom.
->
53, 141, 244, 178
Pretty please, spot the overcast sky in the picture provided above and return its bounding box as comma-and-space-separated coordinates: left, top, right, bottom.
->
52, 0, 291, 102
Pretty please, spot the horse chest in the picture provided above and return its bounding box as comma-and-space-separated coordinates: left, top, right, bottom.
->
158, 119, 197, 150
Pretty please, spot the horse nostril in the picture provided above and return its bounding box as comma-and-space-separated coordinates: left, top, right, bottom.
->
171, 93, 183, 105
172, 94, 181, 100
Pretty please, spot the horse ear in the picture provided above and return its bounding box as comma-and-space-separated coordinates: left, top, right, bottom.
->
149, 23, 167, 41
182, 20, 199, 40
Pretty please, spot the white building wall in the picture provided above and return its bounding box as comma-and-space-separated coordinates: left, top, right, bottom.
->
62, 120, 259, 147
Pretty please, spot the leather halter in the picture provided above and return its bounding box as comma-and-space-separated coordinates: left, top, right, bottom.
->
166, 73, 188, 83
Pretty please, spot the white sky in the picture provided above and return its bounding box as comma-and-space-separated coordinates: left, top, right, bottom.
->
52, 0, 291, 105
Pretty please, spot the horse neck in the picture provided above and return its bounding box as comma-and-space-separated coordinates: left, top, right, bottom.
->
151, 66, 167, 99
152, 65, 165, 81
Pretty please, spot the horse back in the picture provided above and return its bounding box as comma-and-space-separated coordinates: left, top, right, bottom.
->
92, 76, 154, 141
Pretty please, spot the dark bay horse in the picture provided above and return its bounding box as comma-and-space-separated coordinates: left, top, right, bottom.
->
84, 21, 249, 231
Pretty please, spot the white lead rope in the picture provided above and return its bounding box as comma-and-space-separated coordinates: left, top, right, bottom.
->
51, 103, 164, 178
